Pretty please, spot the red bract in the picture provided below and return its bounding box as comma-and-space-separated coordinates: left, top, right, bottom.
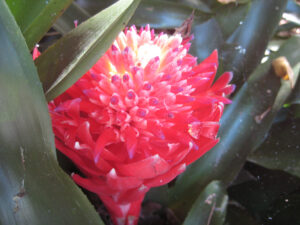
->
48, 25, 234, 225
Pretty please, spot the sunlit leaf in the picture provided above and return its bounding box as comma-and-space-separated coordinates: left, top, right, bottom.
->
6, 0, 72, 50
35, 0, 141, 101
221, 0, 288, 84
0, 2, 104, 225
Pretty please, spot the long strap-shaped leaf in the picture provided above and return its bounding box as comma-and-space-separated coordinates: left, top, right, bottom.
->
35, 0, 141, 102
183, 181, 228, 225
221, 0, 288, 85
167, 37, 300, 217
6, 0, 73, 50
0, 1, 104, 225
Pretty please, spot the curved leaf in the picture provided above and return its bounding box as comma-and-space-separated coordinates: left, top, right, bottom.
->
287, 71, 300, 104
76, 0, 117, 15
167, 37, 300, 216
35, 0, 141, 101
53, 2, 90, 35
129, 0, 211, 29
6, 0, 72, 50
191, 18, 224, 61
166, 0, 211, 12
215, 3, 250, 39
248, 117, 300, 178
0, 2, 104, 225
183, 181, 228, 225
221, 0, 288, 84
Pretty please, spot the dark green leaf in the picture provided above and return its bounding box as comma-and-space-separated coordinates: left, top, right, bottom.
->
248, 118, 300, 178
221, 0, 288, 84
0, 1, 104, 225
190, 18, 224, 61
164, 0, 212, 13
5, 0, 72, 50
129, 0, 211, 29
167, 37, 300, 217
183, 181, 228, 225
35, 0, 141, 101
214, 3, 250, 39
76, 0, 118, 15
53, 2, 91, 35
287, 71, 300, 104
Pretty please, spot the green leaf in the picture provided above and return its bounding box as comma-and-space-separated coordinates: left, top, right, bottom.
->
76, 0, 118, 15
0, 1, 104, 225
162, 0, 212, 13
129, 0, 211, 29
191, 18, 224, 61
35, 0, 141, 101
287, 71, 300, 104
167, 36, 300, 217
214, 3, 250, 39
221, 0, 288, 84
183, 181, 228, 225
248, 117, 300, 178
53, 2, 91, 35
5, 0, 73, 50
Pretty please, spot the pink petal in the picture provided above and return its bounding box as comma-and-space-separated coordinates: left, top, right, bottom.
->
123, 126, 138, 159
72, 174, 114, 195
106, 169, 143, 190
32, 45, 41, 60
94, 128, 118, 163
189, 121, 220, 139
145, 163, 186, 187
211, 71, 233, 91
116, 154, 169, 179
77, 121, 95, 147
184, 138, 219, 166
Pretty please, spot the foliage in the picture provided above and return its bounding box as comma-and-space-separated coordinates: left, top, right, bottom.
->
1, 0, 300, 224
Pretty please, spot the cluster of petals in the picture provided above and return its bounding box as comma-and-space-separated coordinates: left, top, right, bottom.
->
47, 25, 234, 225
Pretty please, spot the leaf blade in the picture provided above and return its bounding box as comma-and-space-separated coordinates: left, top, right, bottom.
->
35, 0, 141, 101
167, 36, 300, 217
6, 0, 73, 49
0, 2, 105, 225
183, 181, 228, 225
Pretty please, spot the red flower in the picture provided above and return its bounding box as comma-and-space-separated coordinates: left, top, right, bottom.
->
48, 25, 234, 225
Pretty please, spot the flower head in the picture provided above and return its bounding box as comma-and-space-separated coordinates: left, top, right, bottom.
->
48, 25, 234, 225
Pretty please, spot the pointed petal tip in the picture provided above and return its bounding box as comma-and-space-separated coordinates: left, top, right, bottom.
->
230, 84, 236, 93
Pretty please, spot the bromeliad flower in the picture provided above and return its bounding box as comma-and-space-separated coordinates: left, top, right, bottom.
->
48, 25, 234, 225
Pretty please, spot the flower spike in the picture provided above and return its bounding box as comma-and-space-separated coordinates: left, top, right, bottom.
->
47, 25, 234, 225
